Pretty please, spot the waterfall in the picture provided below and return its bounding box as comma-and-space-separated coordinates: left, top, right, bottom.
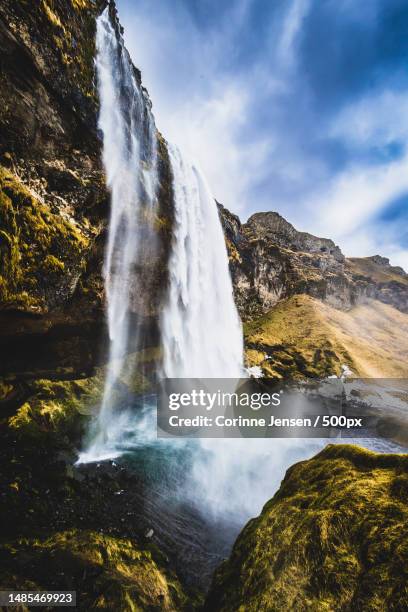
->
78, 9, 319, 527
161, 145, 244, 378
79, 8, 158, 462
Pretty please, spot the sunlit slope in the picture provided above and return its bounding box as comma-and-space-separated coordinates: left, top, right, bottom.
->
244, 294, 408, 378
205, 445, 408, 612
347, 256, 408, 286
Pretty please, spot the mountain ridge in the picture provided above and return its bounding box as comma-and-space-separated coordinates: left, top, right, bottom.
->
218, 203, 408, 320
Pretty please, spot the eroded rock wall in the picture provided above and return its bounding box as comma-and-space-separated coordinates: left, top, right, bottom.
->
218, 204, 408, 320
0, 0, 173, 378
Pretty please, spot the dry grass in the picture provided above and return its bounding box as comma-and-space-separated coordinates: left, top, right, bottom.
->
245, 294, 408, 378
205, 444, 408, 612
347, 257, 408, 286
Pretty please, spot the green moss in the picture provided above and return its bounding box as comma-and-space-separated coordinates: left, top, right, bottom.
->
22, 0, 96, 114
7, 356, 157, 441
0, 166, 89, 310
0, 379, 13, 400
41, 0, 64, 29
43, 254, 65, 272
205, 444, 408, 612
8, 376, 103, 441
226, 238, 242, 263
244, 295, 351, 379
3, 530, 190, 611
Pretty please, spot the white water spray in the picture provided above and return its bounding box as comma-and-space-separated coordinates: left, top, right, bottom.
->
77, 8, 399, 529
79, 8, 158, 462
160, 147, 324, 523
161, 145, 244, 379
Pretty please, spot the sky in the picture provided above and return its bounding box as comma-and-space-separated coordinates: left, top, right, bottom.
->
116, 0, 408, 269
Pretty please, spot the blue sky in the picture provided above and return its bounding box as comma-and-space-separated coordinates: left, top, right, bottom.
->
117, 0, 408, 268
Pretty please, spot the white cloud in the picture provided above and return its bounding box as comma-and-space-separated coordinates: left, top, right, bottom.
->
118, 0, 273, 211
159, 81, 272, 211
307, 153, 408, 235
337, 224, 408, 271
117, 0, 408, 268
290, 153, 408, 269
278, 0, 310, 67
330, 90, 408, 149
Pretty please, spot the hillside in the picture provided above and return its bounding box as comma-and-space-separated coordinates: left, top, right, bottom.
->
245, 294, 408, 378
218, 205, 408, 378
205, 444, 408, 612
219, 206, 408, 321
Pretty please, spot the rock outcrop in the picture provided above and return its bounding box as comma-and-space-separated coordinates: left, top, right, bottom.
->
0, 375, 193, 609
205, 444, 408, 612
1, 530, 190, 611
0, 0, 173, 380
0, 0, 107, 377
219, 205, 408, 320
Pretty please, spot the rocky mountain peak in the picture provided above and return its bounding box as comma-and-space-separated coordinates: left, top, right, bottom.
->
368, 255, 407, 277
218, 204, 408, 319
244, 211, 345, 263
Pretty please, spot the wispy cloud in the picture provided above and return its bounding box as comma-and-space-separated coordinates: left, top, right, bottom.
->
277, 0, 310, 67
330, 90, 408, 151
299, 153, 408, 269
117, 0, 408, 270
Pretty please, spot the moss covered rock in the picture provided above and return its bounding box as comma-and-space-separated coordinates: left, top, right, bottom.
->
0, 165, 90, 312
2, 530, 189, 611
0, 0, 108, 376
218, 206, 408, 321
0, 0, 174, 378
0, 372, 199, 610
205, 444, 408, 612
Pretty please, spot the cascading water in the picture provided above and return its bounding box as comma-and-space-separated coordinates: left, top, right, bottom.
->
78, 9, 320, 528
79, 8, 158, 462
161, 145, 244, 379
72, 10, 406, 588
160, 151, 400, 522
159, 146, 321, 521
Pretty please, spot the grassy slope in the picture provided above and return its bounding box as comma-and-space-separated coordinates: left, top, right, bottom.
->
245, 294, 408, 378
2, 530, 188, 611
205, 444, 408, 612
347, 257, 408, 286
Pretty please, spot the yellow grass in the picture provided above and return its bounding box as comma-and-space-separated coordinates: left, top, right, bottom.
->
245, 294, 408, 378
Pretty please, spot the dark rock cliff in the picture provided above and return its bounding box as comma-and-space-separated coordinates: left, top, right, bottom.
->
0, 0, 106, 378
219, 204, 408, 320
0, 0, 173, 379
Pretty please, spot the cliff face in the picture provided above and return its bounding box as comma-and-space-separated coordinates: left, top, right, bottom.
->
0, 0, 173, 379
219, 205, 408, 377
219, 205, 408, 320
0, 0, 106, 377
205, 444, 408, 612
